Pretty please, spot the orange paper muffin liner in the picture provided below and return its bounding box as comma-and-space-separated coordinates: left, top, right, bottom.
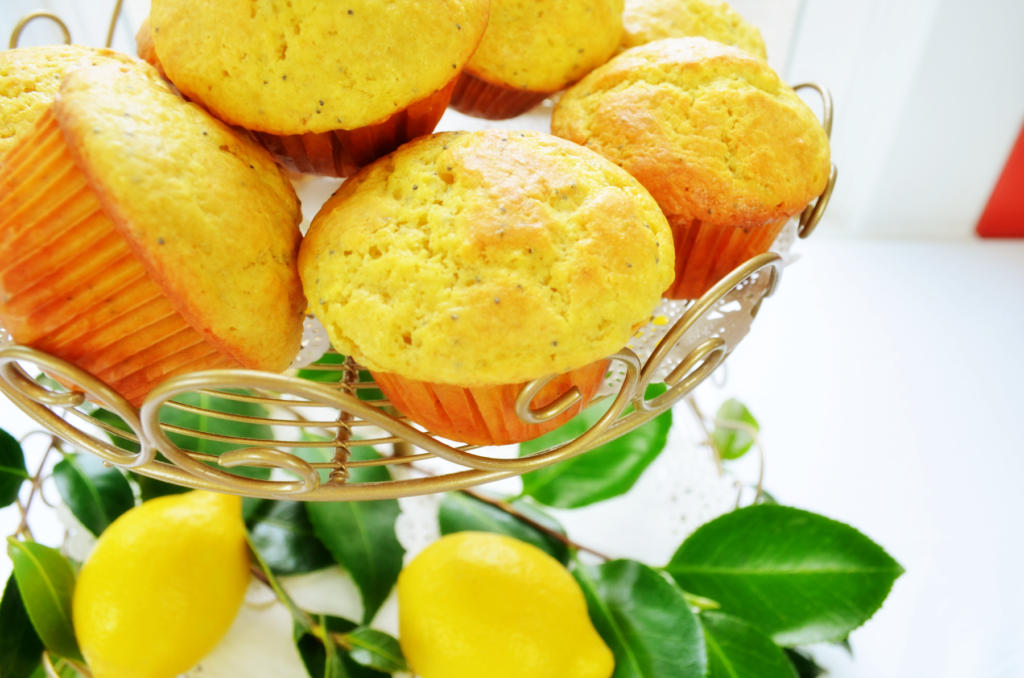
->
0, 110, 241, 407
372, 359, 610, 446
253, 78, 456, 178
664, 216, 790, 300
136, 20, 455, 178
449, 71, 552, 121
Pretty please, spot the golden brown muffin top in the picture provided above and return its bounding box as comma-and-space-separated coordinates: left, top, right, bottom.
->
621, 0, 766, 59
300, 130, 674, 386
466, 0, 624, 93
56, 65, 306, 372
150, 0, 489, 134
0, 45, 149, 156
552, 38, 830, 230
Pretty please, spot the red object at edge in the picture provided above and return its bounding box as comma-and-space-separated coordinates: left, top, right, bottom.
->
977, 119, 1024, 238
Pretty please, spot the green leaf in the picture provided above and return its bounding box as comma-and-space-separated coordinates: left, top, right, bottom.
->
52, 454, 135, 537
666, 504, 904, 646
0, 573, 45, 678
297, 616, 387, 678
246, 500, 335, 575
0, 428, 29, 509
298, 355, 384, 401
785, 648, 827, 678
701, 612, 798, 678
160, 390, 273, 481
574, 560, 706, 678
306, 447, 404, 624
6, 539, 82, 662
439, 492, 570, 564
345, 627, 408, 673
712, 399, 759, 461
520, 384, 673, 509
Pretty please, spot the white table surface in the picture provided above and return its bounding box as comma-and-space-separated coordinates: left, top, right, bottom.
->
2, 237, 1022, 677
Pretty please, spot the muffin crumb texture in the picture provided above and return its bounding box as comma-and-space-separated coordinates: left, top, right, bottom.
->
621, 0, 767, 59
552, 38, 831, 229
466, 0, 625, 93
0, 45, 151, 155
150, 0, 489, 133
55, 66, 306, 372
300, 131, 674, 386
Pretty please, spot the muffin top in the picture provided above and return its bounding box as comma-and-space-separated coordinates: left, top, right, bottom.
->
0, 45, 150, 156
621, 0, 766, 59
56, 65, 306, 372
552, 38, 830, 229
466, 0, 624, 93
150, 0, 489, 134
300, 130, 674, 386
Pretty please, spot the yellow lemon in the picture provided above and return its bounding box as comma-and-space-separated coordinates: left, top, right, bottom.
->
398, 531, 615, 678
73, 491, 250, 678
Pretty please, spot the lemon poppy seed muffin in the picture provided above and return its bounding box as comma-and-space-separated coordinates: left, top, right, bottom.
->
0, 65, 305, 405
620, 0, 766, 59
144, 0, 489, 177
0, 45, 155, 158
450, 0, 625, 120
552, 38, 830, 299
300, 130, 674, 444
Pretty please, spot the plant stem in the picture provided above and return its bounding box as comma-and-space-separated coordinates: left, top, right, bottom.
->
709, 417, 765, 504
13, 436, 59, 540
686, 396, 723, 475
461, 487, 613, 562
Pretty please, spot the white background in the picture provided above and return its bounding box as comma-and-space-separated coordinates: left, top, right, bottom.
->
3, 1, 1024, 677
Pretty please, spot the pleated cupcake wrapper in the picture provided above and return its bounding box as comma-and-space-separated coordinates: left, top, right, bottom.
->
449, 71, 553, 121
136, 23, 454, 179
254, 78, 457, 178
0, 109, 239, 407
373, 359, 610, 447
665, 216, 790, 300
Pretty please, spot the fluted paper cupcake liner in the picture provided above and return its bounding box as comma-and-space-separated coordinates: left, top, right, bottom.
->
373, 359, 610, 446
449, 71, 552, 121
136, 19, 454, 178
665, 216, 789, 300
0, 110, 239, 406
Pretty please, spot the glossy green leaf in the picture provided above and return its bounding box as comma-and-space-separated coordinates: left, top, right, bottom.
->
0, 428, 29, 509
712, 399, 759, 461
702, 612, 797, 678
307, 447, 404, 624
297, 616, 387, 678
298, 355, 384, 402
160, 390, 273, 481
785, 648, 827, 678
439, 492, 570, 564
6, 539, 82, 662
345, 627, 408, 673
52, 454, 135, 537
247, 500, 334, 575
666, 505, 904, 646
0, 573, 45, 678
520, 384, 672, 509
574, 560, 706, 678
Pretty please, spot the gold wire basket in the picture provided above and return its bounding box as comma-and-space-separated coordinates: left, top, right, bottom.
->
1, 9, 838, 502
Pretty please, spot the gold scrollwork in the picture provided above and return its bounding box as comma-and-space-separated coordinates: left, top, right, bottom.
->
9, 11, 71, 49
793, 83, 837, 239
0, 345, 153, 468
632, 253, 783, 414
